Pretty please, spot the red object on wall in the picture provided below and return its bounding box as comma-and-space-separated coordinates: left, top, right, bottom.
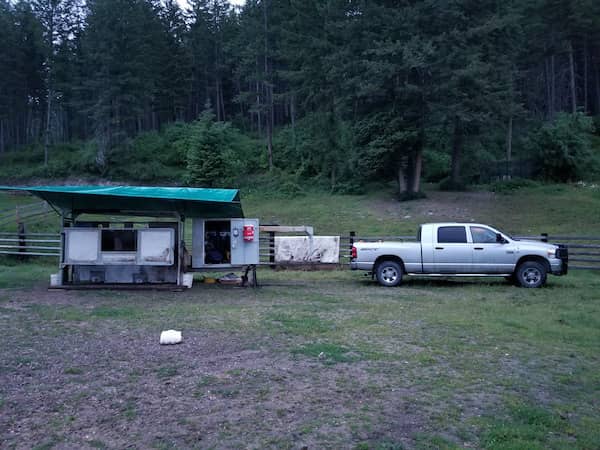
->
243, 225, 255, 242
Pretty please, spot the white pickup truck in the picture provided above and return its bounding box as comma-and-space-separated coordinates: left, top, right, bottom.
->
350, 223, 568, 288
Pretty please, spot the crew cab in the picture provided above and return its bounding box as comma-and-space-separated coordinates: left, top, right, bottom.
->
350, 223, 568, 288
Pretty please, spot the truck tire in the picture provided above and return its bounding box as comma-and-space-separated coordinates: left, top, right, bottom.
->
515, 261, 547, 288
375, 260, 403, 287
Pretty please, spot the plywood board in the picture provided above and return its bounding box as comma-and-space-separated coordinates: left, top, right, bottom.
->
274, 236, 340, 264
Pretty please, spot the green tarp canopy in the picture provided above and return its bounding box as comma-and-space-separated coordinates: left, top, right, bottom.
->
0, 185, 244, 218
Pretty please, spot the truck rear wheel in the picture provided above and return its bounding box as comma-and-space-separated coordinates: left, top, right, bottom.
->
515, 261, 547, 288
375, 260, 403, 287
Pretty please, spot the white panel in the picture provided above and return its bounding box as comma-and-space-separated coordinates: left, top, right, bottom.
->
242, 219, 260, 265
65, 229, 100, 264
230, 219, 244, 265
275, 236, 340, 263
101, 252, 136, 265
138, 229, 174, 265
191, 219, 204, 269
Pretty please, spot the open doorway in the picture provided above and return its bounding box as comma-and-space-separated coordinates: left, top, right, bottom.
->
204, 220, 231, 264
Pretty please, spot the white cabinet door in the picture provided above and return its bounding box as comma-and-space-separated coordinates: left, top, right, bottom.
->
65, 228, 100, 264
137, 229, 174, 266
231, 219, 259, 265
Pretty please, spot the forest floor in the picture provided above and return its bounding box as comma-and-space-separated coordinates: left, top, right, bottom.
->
0, 183, 599, 449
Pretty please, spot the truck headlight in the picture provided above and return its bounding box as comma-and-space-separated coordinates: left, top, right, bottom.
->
547, 249, 556, 258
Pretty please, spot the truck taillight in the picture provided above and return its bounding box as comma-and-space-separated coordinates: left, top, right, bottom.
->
351, 246, 357, 259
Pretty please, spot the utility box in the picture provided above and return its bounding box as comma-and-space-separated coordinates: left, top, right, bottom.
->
191, 218, 259, 268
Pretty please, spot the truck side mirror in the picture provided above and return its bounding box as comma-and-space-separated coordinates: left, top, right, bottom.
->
496, 233, 506, 244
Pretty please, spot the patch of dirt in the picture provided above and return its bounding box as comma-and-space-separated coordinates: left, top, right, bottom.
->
0, 288, 425, 449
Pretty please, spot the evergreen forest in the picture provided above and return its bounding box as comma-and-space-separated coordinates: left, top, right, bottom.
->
1, 0, 600, 196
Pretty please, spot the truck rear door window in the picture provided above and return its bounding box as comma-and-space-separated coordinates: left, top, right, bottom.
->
437, 226, 467, 243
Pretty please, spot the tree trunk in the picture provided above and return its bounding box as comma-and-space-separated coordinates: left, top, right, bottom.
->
219, 79, 226, 121
506, 115, 513, 180
551, 55, 556, 119
411, 147, 423, 194
44, 87, 52, 166
569, 41, 577, 113
595, 59, 600, 114
450, 118, 463, 185
290, 93, 296, 148
544, 57, 552, 119
43, 0, 57, 167
397, 162, 407, 196
330, 166, 336, 192
255, 62, 261, 135
263, 0, 273, 171
584, 40, 589, 113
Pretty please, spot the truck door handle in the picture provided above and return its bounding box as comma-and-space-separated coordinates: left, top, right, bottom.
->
435, 247, 444, 250
474, 247, 484, 250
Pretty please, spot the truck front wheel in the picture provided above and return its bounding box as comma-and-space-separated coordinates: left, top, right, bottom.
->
515, 261, 547, 288
375, 260, 403, 287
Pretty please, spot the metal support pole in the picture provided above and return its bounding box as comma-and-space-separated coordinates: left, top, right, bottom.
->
17, 222, 26, 261
177, 214, 183, 286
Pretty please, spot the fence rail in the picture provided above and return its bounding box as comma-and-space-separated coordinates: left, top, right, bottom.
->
0, 230, 60, 258
4, 228, 600, 272
0, 201, 55, 229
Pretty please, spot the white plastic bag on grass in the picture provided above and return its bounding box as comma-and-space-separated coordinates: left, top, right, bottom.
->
160, 330, 182, 345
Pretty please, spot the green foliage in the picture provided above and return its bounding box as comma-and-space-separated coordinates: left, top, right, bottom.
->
487, 178, 541, 194
529, 113, 596, 182
240, 169, 306, 198
273, 113, 358, 193
2, 0, 600, 192
106, 125, 187, 182
181, 111, 261, 187
423, 148, 451, 183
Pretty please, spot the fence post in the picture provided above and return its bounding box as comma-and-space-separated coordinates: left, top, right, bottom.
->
269, 231, 275, 269
349, 231, 355, 257
18, 221, 26, 260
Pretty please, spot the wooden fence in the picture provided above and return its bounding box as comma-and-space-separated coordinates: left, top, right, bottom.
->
0, 231, 61, 257
0, 202, 54, 229
3, 228, 600, 271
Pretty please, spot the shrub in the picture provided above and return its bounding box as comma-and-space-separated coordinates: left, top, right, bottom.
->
178, 111, 261, 187
530, 113, 595, 182
423, 148, 450, 182
487, 177, 540, 194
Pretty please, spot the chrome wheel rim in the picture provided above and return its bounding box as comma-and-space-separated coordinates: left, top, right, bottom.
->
523, 267, 541, 285
381, 266, 398, 284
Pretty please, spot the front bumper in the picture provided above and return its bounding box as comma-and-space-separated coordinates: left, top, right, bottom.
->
551, 245, 568, 275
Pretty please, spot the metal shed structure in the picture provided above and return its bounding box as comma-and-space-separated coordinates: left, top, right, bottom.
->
0, 185, 259, 288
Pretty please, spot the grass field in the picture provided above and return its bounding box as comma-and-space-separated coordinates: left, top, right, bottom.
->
0, 183, 599, 449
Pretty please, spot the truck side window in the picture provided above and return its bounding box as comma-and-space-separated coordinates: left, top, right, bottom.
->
470, 226, 497, 244
437, 226, 467, 243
